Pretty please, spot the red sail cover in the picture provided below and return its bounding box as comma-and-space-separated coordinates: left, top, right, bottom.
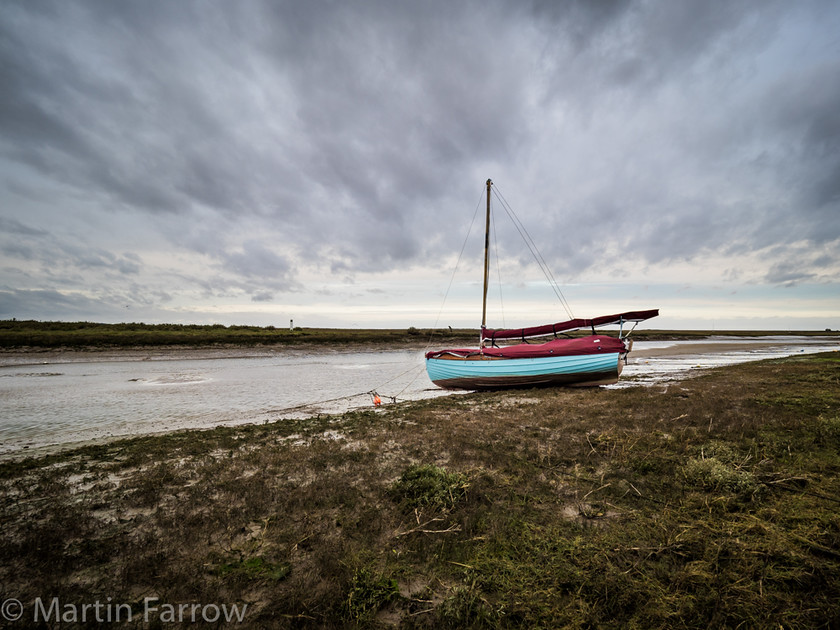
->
425, 334, 626, 360
481, 309, 659, 342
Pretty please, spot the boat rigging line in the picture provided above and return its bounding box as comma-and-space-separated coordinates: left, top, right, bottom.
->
491, 195, 506, 329
428, 180, 576, 338
426, 186, 486, 339
492, 184, 575, 321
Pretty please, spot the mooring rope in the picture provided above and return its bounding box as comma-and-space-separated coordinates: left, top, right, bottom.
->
265, 356, 431, 418
264, 391, 374, 416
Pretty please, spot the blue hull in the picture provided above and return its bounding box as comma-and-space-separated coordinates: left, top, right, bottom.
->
425, 351, 623, 390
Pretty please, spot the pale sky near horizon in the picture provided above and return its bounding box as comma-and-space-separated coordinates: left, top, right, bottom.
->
1, 1, 839, 331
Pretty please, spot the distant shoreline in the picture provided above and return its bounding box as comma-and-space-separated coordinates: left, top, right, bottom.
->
1, 333, 837, 358
1, 319, 837, 351
1, 331, 838, 368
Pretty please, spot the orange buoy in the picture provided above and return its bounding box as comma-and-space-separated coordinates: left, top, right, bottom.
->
373, 394, 381, 407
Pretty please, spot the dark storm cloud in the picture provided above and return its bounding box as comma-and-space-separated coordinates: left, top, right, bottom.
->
769, 63, 840, 224
2, 1, 528, 218
219, 240, 295, 297
1, 0, 839, 323
0, 217, 47, 238
0, 215, 141, 278
496, 0, 839, 275
0, 288, 125, 320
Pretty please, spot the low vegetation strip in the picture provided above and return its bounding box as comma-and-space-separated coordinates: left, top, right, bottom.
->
0, 319, 475, 349
1, 319, 837, 349
0, 353, 838, 627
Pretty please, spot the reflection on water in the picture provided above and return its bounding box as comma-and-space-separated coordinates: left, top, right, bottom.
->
1, 337, 837, 455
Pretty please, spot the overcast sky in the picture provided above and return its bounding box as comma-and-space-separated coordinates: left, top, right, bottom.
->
1, 0, 838, 330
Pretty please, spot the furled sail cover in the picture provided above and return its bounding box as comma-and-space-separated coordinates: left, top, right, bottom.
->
481, 309, 659, 342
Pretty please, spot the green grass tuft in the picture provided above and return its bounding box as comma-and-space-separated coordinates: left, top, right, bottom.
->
390, 464, 470, 511
343, 566, 401, 622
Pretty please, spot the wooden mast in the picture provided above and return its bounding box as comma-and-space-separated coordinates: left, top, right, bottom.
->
481, 179, 492, 344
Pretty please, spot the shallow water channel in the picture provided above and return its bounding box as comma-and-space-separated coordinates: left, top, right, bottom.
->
1, 337, 837, 456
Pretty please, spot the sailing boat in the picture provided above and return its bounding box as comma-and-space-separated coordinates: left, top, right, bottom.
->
425, 179, 658, 390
